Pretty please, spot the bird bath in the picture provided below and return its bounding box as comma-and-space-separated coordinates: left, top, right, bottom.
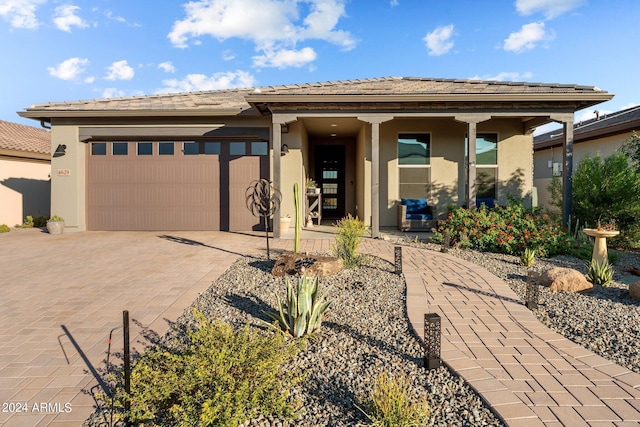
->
583, 228, 619, 264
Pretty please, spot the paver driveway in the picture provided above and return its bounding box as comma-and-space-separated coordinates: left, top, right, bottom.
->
0, 230, 266, 426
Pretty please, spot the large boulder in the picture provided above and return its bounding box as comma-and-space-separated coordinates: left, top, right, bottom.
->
629, 281, 640, 301
272, 252, 343, 278
540, 267, 593, 293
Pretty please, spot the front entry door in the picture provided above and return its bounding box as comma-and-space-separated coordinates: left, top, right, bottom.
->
316, 145, 345, 219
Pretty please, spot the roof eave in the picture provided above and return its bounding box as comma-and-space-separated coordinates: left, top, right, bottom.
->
18, 108, 249, 121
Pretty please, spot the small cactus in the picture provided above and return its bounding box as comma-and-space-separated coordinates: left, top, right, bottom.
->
586, 259, 614, 286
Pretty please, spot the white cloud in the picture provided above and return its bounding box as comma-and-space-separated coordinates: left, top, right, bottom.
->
156, 70, 257, 94
53, 5, 88, 32
158, 61, 176, 73
47, 57, 90, 80
253, 46, 317, 68
469, 71, 533, 82
423, 24, 455, 56
102, 88, 126, 98
503, 22, 553, 53
168, 0, 355, 68
222, 50, 236, 61
0, 0, 46, 29
106, 60, 134, 80
84, 76, 95, 84
390, 0, 399, 6
515, 0, 585, 20
104, 9, 141, 27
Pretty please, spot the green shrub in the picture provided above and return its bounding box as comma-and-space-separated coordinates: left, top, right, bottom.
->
586, 259, 614, 287
359, 371, 430, 427
33, 215, 49, 227
0, 224, 10, 233
49, 215, 64, 222
334, 214, 368, 268
431, 198, 572, 257
572, 151, 640, 248
16, 215, 34, 228
107, 310, 302, 426
265, 275, 331, 338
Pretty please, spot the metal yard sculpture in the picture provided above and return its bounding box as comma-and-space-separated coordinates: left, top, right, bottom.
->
245, 179, 281, 258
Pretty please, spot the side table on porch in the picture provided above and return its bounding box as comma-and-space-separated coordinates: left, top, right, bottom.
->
306, 193, 322, 226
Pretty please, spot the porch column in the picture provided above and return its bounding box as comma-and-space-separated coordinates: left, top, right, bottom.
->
455, 115, 491, 208
550, 113, 574, 228
358, 115, 393, 239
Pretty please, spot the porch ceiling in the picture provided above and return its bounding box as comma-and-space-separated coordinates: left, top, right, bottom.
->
301, 117, 363, 138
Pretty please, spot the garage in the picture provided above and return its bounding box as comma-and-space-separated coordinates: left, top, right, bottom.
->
86, 140, 269, 231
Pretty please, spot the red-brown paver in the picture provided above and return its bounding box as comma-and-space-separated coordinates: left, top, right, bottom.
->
1, 231, 639, 426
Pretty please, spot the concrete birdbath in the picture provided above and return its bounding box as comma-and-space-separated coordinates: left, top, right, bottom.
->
583, 228, 619, 264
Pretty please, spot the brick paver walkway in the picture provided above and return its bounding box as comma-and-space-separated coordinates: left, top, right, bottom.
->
1, 231, 639, 426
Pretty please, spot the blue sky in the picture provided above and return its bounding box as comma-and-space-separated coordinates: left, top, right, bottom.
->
1, 0, 639, 134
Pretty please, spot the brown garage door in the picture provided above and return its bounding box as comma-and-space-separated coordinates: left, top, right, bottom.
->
87, 141, 269, 231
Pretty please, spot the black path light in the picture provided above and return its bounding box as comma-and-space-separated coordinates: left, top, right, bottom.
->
526, 271, 541, 310
424, 313, 442, 370
394, 246, 402, 275
245, 179, 281, 259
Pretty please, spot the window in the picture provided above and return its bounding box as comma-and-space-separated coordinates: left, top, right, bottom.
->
251, 142, 268, 156
476, 134, 497, 199
91, 142, 106, 155
183, 141, 220, 155
204, 142, 220, 155
398, 133, 431, 199
159, 142, 174, 155
230, 142, 246, 156
138, 142, 153, 155
113, 142, 128, 155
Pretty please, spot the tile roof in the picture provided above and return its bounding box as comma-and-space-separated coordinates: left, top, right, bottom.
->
534, 105, 640, 147
0, 120, 50, 155
21, 77, 609, 115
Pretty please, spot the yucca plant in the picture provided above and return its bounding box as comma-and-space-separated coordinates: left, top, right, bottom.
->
586, 258, 614, 286
265, 275, 331, 338
358, 371, 430, 427
520, 247, 536, 267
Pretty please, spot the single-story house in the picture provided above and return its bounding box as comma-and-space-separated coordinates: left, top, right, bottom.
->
0, 120, 51, 226
18, 77, 612, 236
534, 105, 640, 208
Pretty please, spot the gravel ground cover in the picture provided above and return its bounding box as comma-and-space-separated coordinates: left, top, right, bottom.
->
410, 241, 640, 375
169, 254, 504, 426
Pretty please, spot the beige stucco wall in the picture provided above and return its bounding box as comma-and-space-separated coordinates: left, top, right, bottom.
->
534, 131, 631, 208
0, 156, 50, 226
378, 117, 533, 227
279, 120, 307, 222
355, 124, 371, 225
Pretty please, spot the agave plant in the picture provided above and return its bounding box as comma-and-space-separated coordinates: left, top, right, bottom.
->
520, 247, 536, 267
586, 258, 614, 286
265, 275, 331, 338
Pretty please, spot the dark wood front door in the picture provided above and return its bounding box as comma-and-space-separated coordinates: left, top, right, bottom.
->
315, 145, 345, 219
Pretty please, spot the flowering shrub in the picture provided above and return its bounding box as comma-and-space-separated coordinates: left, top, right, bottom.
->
432, 197, 572, 257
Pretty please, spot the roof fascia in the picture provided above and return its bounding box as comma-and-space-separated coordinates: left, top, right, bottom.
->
245, 93, 614, 103
17, 108, 248, 120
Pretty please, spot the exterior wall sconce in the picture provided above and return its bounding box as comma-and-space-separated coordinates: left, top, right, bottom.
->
281, 144, 289, 156
394, 246, 402, 274
424, 313, 442, 370
526, 271, 541, 310
53, 144, 67, 158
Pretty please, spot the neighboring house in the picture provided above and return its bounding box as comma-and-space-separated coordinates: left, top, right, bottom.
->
18, 77, 612, 236
0, 120, 51, 226
534, 105, 640, 209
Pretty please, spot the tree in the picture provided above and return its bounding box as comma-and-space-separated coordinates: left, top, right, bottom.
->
619, 131, 640, 168
572, 151, 640, 248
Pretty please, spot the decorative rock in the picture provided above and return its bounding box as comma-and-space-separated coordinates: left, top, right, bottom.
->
540, 267, 593, 293
271, 252, 343, 277
630, 281, 640, 301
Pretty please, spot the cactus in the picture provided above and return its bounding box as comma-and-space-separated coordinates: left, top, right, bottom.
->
294, 182, 301, 253
265, 275, 331, 338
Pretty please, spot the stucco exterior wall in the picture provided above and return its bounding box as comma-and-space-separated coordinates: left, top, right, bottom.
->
50, 125, 85, 231
279, 120, 307, 221
0, 157, 50, 226
378, 117, 533, 227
